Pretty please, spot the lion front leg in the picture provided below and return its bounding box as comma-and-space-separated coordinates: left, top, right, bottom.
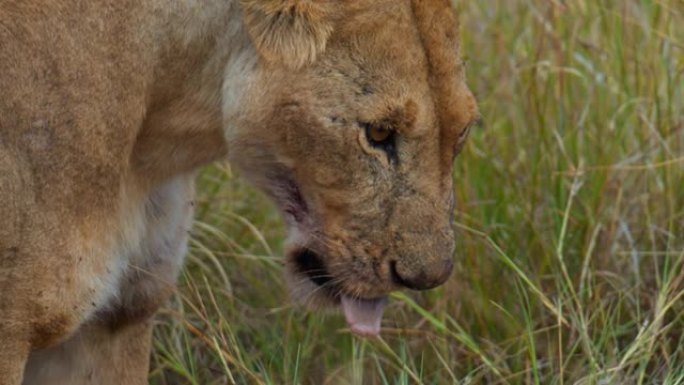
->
0, 155, 131, 385
0, 336, 30, 385
21, 174, 195, 385
22, 321, 154, 385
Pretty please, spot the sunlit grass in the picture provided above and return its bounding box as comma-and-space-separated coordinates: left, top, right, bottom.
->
150, 1, 684, 384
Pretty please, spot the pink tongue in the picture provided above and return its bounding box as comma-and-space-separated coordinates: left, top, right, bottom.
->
341, 296, 387, 336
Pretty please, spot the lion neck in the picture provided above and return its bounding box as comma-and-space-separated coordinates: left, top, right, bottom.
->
130, 0, 256, 185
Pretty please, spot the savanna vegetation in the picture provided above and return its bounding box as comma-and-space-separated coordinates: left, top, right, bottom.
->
149, 1, 684, 384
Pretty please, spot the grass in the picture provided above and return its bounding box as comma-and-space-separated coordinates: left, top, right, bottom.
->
149, 1, 684, 384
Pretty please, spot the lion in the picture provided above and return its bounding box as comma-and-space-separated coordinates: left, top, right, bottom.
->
0, 0, 479, 384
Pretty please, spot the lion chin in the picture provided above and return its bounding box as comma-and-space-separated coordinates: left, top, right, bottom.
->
285, 245, 389, 337
268, 178, 388, 336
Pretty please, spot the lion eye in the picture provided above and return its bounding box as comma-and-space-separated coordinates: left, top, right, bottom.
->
368, 125, 391, 143
359, 121, 397, 162
362, 122, 395, 148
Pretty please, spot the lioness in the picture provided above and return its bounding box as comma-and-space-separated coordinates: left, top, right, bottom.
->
0, 0, 479, 383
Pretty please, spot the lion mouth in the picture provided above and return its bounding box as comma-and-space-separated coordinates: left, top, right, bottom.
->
293, 248, 387, 336
294, 248, 334, 288
276, 176, 388, 336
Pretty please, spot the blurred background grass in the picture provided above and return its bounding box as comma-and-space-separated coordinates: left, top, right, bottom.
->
149, 1, 684, 384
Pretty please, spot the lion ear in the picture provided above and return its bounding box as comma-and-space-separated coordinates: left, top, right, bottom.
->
240, 1, 336, 69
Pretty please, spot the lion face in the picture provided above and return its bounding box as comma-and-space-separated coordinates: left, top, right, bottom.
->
229, 0, 479, 335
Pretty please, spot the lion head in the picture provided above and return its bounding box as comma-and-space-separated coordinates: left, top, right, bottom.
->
227, 0, 479, 335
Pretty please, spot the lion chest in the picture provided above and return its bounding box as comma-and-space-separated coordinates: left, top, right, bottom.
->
95, 175, 196, 327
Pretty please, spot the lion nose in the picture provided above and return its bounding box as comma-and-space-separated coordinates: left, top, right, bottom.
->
390, 258, 454, 291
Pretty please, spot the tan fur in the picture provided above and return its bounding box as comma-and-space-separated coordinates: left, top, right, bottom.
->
0, 0, 478, 383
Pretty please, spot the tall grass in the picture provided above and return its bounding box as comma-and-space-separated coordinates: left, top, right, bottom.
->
150, 1, 684, 384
